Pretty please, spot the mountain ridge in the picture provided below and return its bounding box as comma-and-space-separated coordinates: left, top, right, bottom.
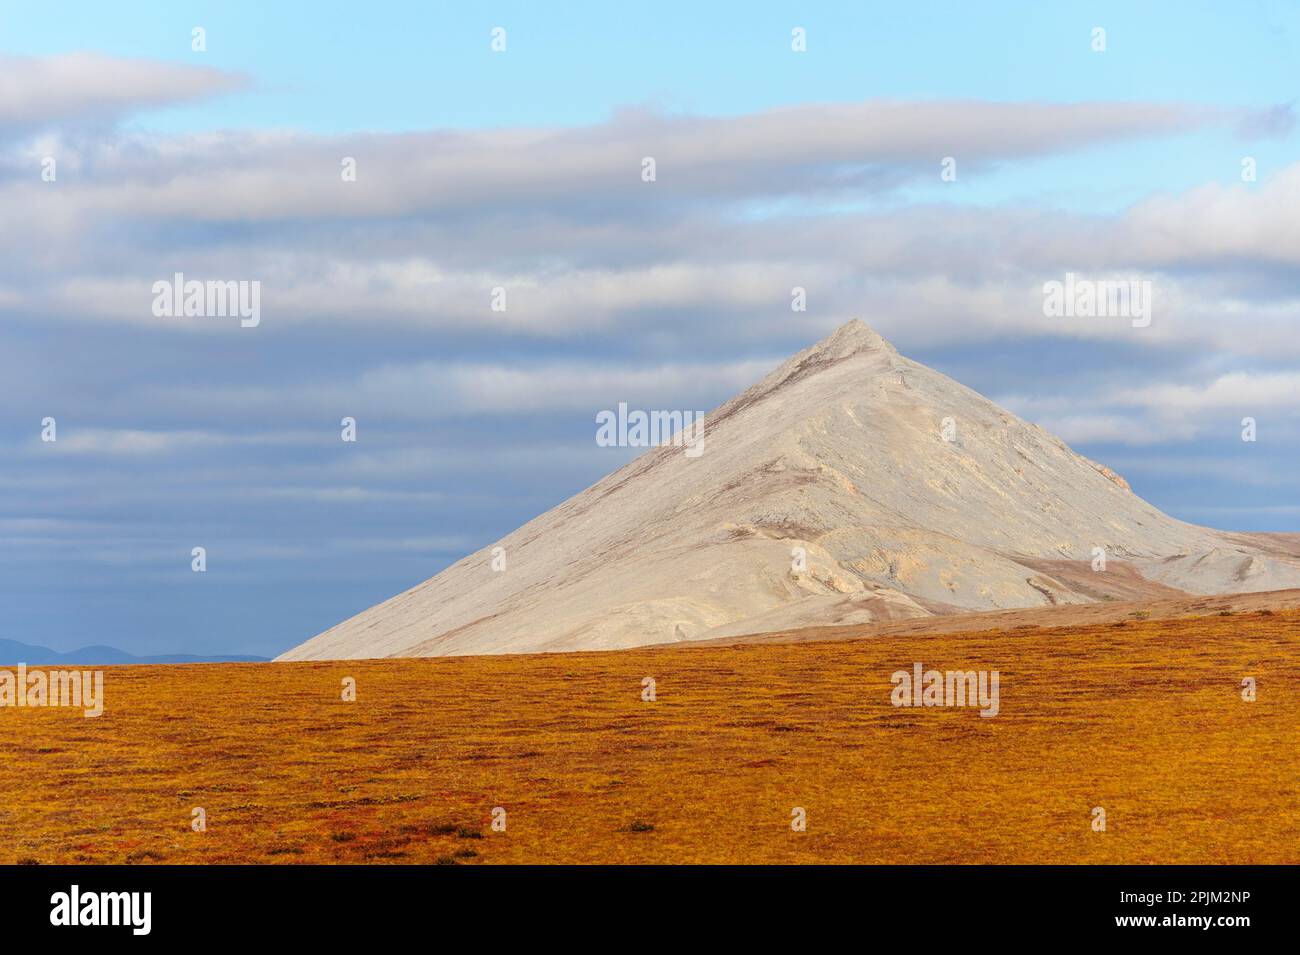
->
0, 638, 269, 666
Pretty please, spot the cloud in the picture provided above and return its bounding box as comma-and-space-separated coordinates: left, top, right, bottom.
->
0, 533, 474, 566
998, 369, 1300, 446
0, 97, 1219, 222
1026, 413, 1198, 446
9, 155, 1300, 365
1102, 454, 1291, 488
1235, 101, 1296, 138
132, 357, 780, 420
0, 53, 248, 133
31, 428, 323, 455
242, 486, 450, 504
1117, 372, 1300, 412
2, 84, 1296, 369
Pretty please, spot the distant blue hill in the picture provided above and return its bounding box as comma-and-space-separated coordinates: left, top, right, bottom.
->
0, 638, 269, 666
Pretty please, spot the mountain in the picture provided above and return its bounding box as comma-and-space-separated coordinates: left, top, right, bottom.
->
0, 638, 268, 666
279, 320, 1300, 660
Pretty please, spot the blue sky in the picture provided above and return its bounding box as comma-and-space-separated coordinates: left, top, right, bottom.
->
2, 2, 1298, 656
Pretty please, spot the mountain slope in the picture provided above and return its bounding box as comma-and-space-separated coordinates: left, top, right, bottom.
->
280, 320, 1300, 660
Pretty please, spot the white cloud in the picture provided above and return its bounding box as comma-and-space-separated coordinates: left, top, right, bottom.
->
0, 53, 247, 131
0, 97, 1219, 220
35, 428, 324, 455
1029, 414, 1196, 446
130, 357, 778, 420
1117, 372, 1300, 412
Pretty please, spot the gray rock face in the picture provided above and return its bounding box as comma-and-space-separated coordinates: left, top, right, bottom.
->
279, 320, 1300, 660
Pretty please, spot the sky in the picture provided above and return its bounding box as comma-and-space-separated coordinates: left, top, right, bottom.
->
2, 1, 1298, 657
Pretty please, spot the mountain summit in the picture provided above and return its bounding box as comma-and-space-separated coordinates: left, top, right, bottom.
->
280, 321, 1300, 660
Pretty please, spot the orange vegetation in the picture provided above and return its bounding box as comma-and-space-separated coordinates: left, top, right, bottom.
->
0, 609, 1296, 864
